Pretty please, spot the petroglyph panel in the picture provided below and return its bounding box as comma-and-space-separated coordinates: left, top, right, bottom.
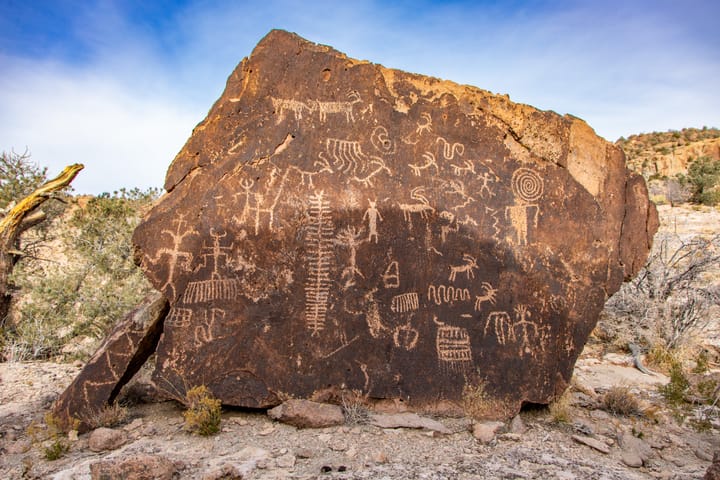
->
132, 30, 658, 417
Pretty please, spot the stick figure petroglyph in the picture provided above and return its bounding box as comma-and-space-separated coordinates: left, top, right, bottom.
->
195, 228, 234, 280
478, 168, 499, 199
334, 226, 366, 289
362, 199, 383, 243
147, 216, 197, 300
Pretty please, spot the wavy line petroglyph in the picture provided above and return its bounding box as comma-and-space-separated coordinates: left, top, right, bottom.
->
436, 137, 464, 160
427, 284, 471, 305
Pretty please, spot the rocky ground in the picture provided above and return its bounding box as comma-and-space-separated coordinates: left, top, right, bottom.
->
1, 203, 718, 480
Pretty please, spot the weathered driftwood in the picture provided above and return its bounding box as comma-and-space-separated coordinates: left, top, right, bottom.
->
0, 163, 84, 322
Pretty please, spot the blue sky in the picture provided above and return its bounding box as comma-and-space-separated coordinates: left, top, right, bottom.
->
1, 0, 718, 194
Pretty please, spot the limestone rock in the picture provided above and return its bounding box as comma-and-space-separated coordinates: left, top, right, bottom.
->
267, 399, 344, 428
52, 292, 168, 431
132, 30, 657, 417
90, 454, 178, 480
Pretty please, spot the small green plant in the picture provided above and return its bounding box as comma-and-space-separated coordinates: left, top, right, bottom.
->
26, 413, 78, 461
659, 362, 690, 406
183, 385, 222, 436
43, 438, 69, 460
601, 386, 641, 416
693, 350, 710, 374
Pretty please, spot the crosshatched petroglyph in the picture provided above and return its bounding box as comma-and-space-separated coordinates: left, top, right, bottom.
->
435, 317, 473, 374
304, 190, 334, 335
427, 284, 472, 306
166, 307, 193, 328
390, 292, 420, 313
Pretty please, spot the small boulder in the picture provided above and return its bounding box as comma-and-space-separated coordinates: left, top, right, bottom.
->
90, 454, 178, 480
509, 415, 526, 434
472, 421, 505, 444
618, 431, 653, 466
88, 427, 128, 452
571, 434, 610, 454
267, 399, 344, 428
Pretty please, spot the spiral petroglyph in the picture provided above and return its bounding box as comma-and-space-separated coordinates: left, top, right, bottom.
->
511, 168, 544, 204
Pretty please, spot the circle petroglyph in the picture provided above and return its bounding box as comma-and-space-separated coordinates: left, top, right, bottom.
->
512, 168, 544, 203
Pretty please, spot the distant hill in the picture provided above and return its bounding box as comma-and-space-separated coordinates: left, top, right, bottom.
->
616, 127, 720, 179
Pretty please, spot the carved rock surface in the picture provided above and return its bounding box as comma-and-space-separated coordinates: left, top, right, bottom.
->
53, 292, 168, 431
132, 30, 657, 417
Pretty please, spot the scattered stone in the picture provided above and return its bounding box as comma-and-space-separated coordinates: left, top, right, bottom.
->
621, 450, 643, 468
52, 292, 169, 432
510, 415, 526, 434
5, 440, 31, 454
88, 427, 128, 452
618, 431, 653, 465
571, 434, 610, 454
697, 448, 715, 462
498, 433, 522, 442
329, 440, 348, 452
473, 421, 505, 444
705, 451, 720, 480
201, 464, 242, 480
276, 453, 296, 469
90, 454, 178, 480
133, 29, 657, 417
268, 399, 344, 428
257, 425, 275, 436
372, 451, 389, 464
295, 446, 314, 459
369, 412, 451, 434
589, 409, 610, 420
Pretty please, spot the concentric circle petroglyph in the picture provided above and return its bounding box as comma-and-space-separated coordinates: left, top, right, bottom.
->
512, 168, 544, 203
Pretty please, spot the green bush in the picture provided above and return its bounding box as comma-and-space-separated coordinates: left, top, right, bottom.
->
683, 155, 720, 205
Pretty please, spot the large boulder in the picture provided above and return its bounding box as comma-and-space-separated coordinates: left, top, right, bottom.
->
132, 30, 657, 417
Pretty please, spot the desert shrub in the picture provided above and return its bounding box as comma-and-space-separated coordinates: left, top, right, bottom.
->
548, 390, 572, 424
183, 385, 222, 436
2, 188, 159, 361
341, 389, 369, 425
26, 413, 78, 460
601, 386, 641, 416
88, 401, 128, 429
0, 149, 48, 209
605, 232, 720, 350
682, 155, 720, 205
659, 362, 690, 406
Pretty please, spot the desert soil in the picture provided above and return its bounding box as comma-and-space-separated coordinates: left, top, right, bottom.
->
1, 204, 718, 480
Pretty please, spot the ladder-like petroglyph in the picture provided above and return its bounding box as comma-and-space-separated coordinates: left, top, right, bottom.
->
390, 292, 420, 313
304, 190, 335, 335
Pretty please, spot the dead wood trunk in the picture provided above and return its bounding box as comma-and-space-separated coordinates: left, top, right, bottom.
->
0, 164, 84, 324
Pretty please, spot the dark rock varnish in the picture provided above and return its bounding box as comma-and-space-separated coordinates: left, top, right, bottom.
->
132, 30, 657, 417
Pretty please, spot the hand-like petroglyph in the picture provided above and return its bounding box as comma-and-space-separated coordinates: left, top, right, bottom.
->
393, 321, 419, 351
316, 90, 361, 123
398, 187, 435, 227
182, 229, 241, 304
434, 317, 473, 374
446, 179, 476, 211
194, 308, 227, 348
427, 284, 471, 305
147, 216, 197, 300
484, 311, 515, 345
234, 168, 291, 235
448, 254, 478, 282
370, 126, 395, 155
382, 260, 400, 288
271, 97, 315, 123
474, 282, 498, 311
334, 226, 366, 289
304, 190, 334, 335
409, 152, 439, 176
390, 292, 419, 313
402, 113, 433, 145
478, 167, 499, 199
362, 199, 383, 243
291, 156, 333, 188
436, 137, 465, 160
506, 168, 543, 246
165, 308, 193, 328
450, 159, 476, 176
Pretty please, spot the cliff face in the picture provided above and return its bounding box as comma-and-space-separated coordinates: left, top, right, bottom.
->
130, 30, 657, 417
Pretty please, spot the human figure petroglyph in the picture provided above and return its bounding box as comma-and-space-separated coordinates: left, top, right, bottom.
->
316, 90, 362, 123
474, 282, 498, 311
195, 228, 234, 280
427, 284, 471, 305
147, 216, 197, 300
409, 152, 439, 176
436, 137, 465, 160
478, 168, 499, 199
304, 190, 334, 336
271, 97, 315, 123
234, 169, 291, 235
390, 292, 419, 313
448, 254, 478, 282
513, 304, 549, 357
439, 211, 459, 244
399, 187, 435, 226
362, 199, 383, 243
334, 226, 366, 289
382, 260, 400, 288
506, 168, 543, 246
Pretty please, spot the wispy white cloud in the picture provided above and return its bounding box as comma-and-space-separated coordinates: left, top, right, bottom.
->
0, 0, 718, 193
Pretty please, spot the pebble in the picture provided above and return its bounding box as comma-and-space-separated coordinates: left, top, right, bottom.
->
276, 453, 296, 468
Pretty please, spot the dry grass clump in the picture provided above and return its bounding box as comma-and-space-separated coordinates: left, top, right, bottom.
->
341, 389, 370, 425
182, 385, 222, 436
462, 382, 513, 421
88, 401, 128, 429
548, 390, 573, 424
601, 386, 641, 416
